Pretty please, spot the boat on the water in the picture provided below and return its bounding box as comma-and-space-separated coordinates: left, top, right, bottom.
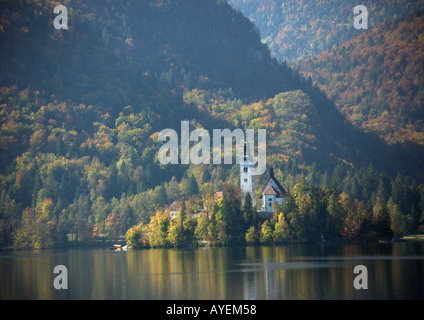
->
110, 244, 128, 251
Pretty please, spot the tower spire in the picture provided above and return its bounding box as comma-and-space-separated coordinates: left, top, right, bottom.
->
243, 140, 247, 162
240, 140, 255, 207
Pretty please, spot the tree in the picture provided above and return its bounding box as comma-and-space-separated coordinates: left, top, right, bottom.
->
167, 223, 182, 247
0, 191, 20, 247
259, 220, 273, 244
188, 174, 199, 195
391, 173, 409, 214
177, 200, 186, 228
373, 201, 393, 239
245, 226, 258, 245
282, 192, 297, 228
14, 208, 37, 249
242, 192, 256, 228
148, 210, 170, 247
165, 176, 180, 203
215, 184, 243, 244
207, 204, 219, 243
273, 212, 290, 243
310, 185, 327, 239
194, 211, 209, 242
105, 211, 120, 241
126, 223, 145, 249
388, 198, 413, 237
168, 200, 194, 247
326, 192, 344, 239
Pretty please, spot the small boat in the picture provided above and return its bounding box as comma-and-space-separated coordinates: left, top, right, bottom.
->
110, 244, 122, 251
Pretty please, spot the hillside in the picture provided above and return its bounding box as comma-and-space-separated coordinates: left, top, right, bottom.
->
294, 11, 424, 146
1, 0, 424, 248
228, 0, 424, 63
0, 0, 297, 106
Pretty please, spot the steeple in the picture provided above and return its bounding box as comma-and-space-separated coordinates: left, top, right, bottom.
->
243, 140, 247, 162
240, 140, 255, 207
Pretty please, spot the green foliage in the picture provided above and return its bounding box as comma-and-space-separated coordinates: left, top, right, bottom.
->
148, 211, 170, 248
273, 213, 289, 244
229, 0, 424, 63
245, 226, 258, 245
242, 192, 257, 228
1, 0, 424, 250
388, 199, 414, 237
259, 220, 273, 245
126, 223, 145, 249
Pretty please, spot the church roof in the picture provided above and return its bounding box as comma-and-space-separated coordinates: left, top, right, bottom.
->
260, 168, 286, 198
263, 184, 277, 195
261, 181, 285, 198
262, 184, 280, 196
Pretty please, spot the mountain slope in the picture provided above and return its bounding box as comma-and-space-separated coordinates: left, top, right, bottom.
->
228, 0, 424, 63
294, 11, 424, 145
1, 0, 424, 181
0, 0, 298, 106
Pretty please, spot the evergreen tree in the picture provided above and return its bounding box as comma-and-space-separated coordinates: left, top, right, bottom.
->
391, 173, 409, 214
242, 192, 256, 228
207, 204, 219, 243
0, 191, 20, 247
188, 174, 199, 195
374, 201, 393, 239
388, 198, 412, 237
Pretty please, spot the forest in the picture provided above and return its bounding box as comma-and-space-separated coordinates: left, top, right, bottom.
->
228, 0, 424, 63
230, 0, 424, 147
1, 0, 424, 250
295, 11, 424, 146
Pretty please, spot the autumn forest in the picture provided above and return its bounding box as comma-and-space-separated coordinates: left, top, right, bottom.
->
1, 0, 424, 250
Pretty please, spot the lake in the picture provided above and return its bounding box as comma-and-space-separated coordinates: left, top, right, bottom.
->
1, 241, 424, 300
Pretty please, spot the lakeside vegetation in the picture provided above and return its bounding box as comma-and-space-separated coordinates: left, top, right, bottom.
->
125, 175, 424, 250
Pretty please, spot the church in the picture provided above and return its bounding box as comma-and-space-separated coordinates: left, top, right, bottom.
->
257, 167, 286, 217
240, 143, 286, 218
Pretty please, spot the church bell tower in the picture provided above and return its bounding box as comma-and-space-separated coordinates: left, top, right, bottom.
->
240, 141, 255, 206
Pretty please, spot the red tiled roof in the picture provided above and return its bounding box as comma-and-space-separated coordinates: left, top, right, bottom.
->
263, 184, 277, 195
261, 178, 286, 198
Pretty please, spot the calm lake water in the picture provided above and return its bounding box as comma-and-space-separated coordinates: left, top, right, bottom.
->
1, 241, 424, 300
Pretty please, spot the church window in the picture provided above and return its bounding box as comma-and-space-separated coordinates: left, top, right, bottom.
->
244, 178, 247, 182
244, 167, 248, 172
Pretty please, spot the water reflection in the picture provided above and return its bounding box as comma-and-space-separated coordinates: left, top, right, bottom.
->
1, 241, 423, 299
